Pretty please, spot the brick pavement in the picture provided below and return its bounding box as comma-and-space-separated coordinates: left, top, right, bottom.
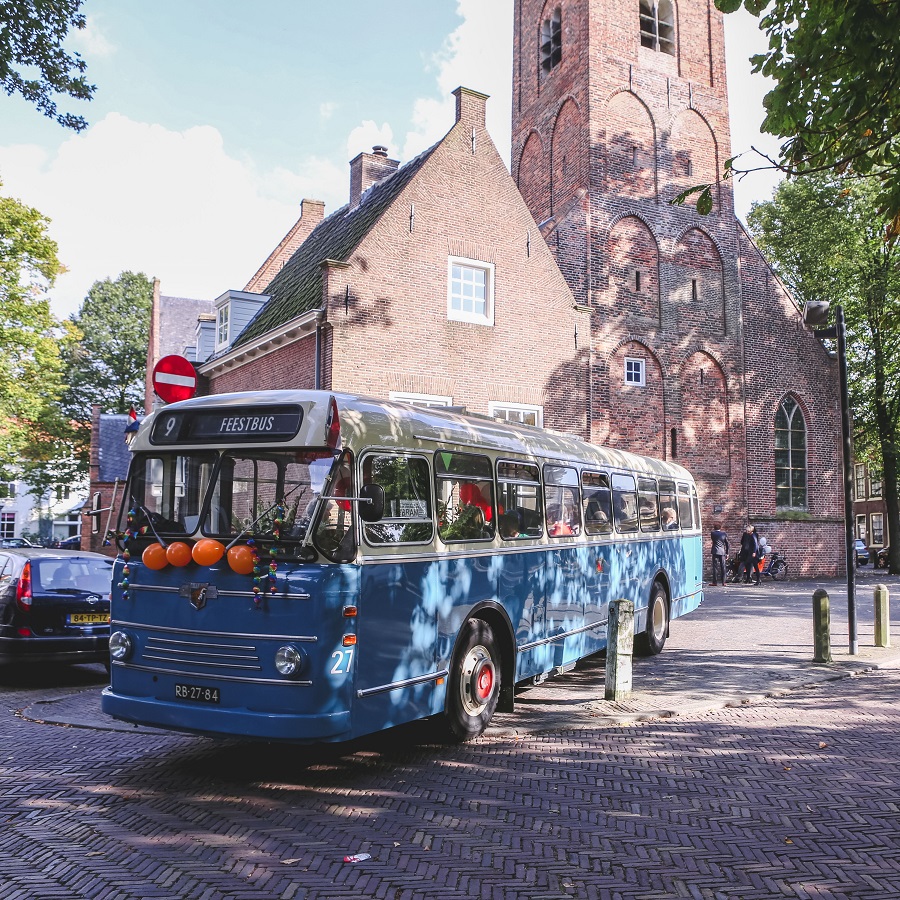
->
2, 575, 899, 899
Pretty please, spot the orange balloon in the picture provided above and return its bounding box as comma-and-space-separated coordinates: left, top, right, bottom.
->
166, 541, 193, 567
142, 543, 168, 570
227, 544, 256, 575
192, 539, 225, 566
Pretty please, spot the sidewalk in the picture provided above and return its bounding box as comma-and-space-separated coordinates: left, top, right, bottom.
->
489, 569, 900, 737
25, 571, 900, 738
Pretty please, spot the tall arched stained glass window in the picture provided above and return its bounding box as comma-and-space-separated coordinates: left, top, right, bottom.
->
775, 396, 807, 509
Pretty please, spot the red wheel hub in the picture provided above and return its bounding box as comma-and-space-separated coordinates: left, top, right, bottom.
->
472, 659, 494, 701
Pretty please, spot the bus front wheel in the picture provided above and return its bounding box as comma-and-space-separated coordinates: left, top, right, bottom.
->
635, 581, 668, 656
444, 619, 501, 742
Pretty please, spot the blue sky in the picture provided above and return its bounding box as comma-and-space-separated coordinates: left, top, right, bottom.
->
0, 1, 780, 321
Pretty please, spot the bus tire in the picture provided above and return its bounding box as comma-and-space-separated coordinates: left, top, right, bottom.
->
443, 618, 501, 742
635, 581, 668, 657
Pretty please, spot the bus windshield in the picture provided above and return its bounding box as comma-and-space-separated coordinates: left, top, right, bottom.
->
204, 449, 339, 541
123, 448, 341, 542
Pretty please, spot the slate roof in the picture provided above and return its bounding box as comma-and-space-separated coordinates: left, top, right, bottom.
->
98, 414, 134, 482
233, 143, 438, 348
158, 295, 215, 358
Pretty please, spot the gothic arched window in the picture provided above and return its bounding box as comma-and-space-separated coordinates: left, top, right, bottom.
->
639, 0, 675, 56
775, 396, 807, 509
540, 7, 562, 76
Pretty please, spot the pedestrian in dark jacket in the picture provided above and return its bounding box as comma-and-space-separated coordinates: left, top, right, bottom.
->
710, 524, 729, 586
738, 524, 760, 585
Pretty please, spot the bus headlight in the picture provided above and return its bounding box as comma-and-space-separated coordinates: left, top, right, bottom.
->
109, 630, 133, 661
274, 644, 306, 677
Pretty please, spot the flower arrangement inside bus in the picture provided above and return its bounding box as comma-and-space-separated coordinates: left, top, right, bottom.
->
117, 448, 357, 562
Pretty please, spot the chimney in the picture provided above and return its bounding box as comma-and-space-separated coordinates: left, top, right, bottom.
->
349, 145, 400, 209
300, 198, 325, 226
453, 86, 489, 127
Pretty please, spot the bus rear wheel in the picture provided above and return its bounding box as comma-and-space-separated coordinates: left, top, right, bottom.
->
635, 581, 668, 656
444, 619, 500, 742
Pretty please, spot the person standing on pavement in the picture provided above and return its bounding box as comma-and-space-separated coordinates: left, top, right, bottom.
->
738, 524, 761, 585
709, 523, 729, 586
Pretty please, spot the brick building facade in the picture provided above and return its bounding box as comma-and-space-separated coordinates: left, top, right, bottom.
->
93, 1, 844, 575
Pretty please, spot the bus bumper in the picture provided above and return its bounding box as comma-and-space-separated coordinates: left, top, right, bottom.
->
100, 687, 351, 742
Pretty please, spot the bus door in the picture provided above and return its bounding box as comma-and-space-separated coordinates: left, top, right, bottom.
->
610, 473, 641, 604
495, 461, 545, 666
355, 453, 439, 732
543, 465, 586, 669
581, 471, 615, 655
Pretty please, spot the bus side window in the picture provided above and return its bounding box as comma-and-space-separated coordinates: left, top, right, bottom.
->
361, 453, 433, 545
544, 465, 581, 537
582, 471, 613, 535
496, 461, 543, 540
638, 477, 659, 532
435, 451, 495, 542
658, 479, 678, 530
677, 483, 693, 529
611, 474, 639, 533
691, 485, 701, 532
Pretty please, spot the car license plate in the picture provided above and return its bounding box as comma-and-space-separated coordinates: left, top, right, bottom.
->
68, 613, 110, 625
174, 684, 220, 704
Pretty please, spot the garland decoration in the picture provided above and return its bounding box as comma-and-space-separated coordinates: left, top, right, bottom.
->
268, 503, 284, 594
248, 537, 263, 607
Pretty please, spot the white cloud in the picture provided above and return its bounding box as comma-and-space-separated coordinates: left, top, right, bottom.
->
346, 120, 395, 161
71, 15, 115, 58
0, 114, 345, 320
319, 101, 337, 120
402, 0, 513, 164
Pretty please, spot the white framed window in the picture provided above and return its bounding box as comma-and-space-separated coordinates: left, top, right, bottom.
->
639, 0, 675, 56
489, 402, 543, 427
624, 357, 646, 386
0, 513, 14, 540
448, 257, 494, 326
216, 304, 230, 348
871, 513, 884, 546
389, 392, 453, 408
855, 463, 866, 499
0, 482, 15, 500
856, 515, 867, 541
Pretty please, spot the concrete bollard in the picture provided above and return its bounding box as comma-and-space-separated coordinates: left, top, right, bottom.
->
874, 584, 891, 648
605, 598, 634, 700
812, 588, 831, 663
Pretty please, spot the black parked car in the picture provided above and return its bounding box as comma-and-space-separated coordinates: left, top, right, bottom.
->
0, 549, 113, 665
876, 546, 890, 568
57, 535, 81, 550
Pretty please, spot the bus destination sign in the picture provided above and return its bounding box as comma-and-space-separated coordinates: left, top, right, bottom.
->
150, 406, 304, 445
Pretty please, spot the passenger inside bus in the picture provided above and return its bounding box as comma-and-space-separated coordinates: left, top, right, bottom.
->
499, 511, 522, 540
547, 503, 575, 537
661, 507, 678, 530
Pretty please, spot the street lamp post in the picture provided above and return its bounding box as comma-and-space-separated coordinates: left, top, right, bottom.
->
803, 301, 857, 655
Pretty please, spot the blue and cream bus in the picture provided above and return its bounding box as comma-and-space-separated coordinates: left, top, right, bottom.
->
101, 390, 703, 742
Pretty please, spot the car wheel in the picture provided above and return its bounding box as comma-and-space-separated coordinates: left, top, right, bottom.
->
635, 580, 668, 656
443, 619, 501, 742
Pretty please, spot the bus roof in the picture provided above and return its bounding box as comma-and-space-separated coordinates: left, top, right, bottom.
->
132, 390, 695, 483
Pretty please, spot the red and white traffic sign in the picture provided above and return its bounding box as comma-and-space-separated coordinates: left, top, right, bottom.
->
152, 355, 197, 404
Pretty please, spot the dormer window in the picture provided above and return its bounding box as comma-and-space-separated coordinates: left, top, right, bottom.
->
540, 7, 562, 77
216, 304, 230, 348
639, 0, 675, 56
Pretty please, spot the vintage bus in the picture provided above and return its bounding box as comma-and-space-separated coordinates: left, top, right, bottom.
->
101, 390, 703, 742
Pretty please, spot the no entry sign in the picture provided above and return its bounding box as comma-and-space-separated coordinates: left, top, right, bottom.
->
152, 355, 197, 404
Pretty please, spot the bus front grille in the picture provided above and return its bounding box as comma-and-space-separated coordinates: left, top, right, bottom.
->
143, 635, 262, 671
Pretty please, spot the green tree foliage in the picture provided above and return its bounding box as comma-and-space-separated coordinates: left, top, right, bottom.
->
0, 178, 67, 478
678, 1, 900, 229
61, 271, 153, 422
0, 0, 95, 131
748, 174, 900, 572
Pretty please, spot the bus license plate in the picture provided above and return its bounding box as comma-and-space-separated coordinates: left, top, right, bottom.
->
174, 684, 220, 704
68, 613, 110, 625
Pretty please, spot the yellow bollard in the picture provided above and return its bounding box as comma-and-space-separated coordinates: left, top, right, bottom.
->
874, 584, 891, 648
812, 588, 831, 663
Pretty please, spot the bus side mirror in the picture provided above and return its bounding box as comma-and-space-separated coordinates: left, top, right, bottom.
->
358, 484, 385, 523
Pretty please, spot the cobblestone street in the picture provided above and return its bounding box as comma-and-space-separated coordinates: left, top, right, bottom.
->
2, 577, 899, 899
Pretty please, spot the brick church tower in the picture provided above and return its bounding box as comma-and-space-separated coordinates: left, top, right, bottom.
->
511, 0, 844, 562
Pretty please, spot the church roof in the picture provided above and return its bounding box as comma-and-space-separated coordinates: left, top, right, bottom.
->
233, 143, 438, 348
